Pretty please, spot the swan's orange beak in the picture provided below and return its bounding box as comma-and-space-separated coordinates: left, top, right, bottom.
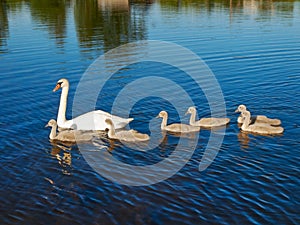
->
53, 83, 61, 92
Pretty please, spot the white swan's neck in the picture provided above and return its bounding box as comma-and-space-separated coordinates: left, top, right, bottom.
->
49, 125, 57, 140
189, 110, 197, 126
57, 85, 69, 125
161, 114, 168, 130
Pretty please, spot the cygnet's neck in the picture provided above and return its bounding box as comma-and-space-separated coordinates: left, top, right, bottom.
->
160, 114, 168, 130
107, 124, 116, 138
241, 111, 251, 130
49, 125, 57, 140
189, 110, 197, 126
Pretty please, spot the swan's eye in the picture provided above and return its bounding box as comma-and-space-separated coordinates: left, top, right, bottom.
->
57, 82, 63, 85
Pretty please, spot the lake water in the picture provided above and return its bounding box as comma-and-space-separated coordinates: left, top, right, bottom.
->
1, 0, 300, 224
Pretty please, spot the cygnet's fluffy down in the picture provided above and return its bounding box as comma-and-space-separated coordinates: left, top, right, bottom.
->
185, 106, 230, 128
156, 110, 200, 133
235, 104, 281, 126
105, 119, 150, 142
46, 119, 95, 142
240, 111, 284, 135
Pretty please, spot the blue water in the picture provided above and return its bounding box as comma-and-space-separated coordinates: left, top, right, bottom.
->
1, 1, 300, 224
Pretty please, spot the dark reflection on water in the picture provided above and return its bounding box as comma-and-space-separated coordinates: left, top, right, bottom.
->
1, 0, 300, 224
1, 0, 297, 51
74, 0, 148, 51
0, 1, 9, 52
159, 0, 296, 13
29, 0, 71, 47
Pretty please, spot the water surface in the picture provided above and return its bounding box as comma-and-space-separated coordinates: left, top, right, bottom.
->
1, 0, 300, 224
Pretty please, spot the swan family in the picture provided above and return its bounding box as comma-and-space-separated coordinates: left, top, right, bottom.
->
47, 78, 284, 143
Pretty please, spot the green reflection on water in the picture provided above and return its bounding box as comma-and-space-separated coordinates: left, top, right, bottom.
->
0, 0, 298, 51
74, 0, 147, 51
0, 1, 9, 51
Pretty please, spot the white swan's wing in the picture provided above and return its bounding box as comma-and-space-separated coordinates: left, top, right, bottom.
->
94, 110, 134, 129
72, 110, 133, 131
57, 119, 74, 130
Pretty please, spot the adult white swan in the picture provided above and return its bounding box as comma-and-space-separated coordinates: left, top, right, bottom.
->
53, 78, 133, 130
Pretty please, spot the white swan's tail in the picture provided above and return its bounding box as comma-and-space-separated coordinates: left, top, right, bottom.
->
115, 117, 134, 129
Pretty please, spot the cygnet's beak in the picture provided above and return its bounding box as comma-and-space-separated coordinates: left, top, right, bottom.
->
45, 124, 49, 128
184, 110, 189, 116
155, 115, 160, 118
234, 108, 239, 113
53, 83, 61, 92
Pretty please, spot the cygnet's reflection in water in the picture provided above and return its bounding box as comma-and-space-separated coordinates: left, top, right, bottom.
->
238, 131, 250, 149
47, 120, 202, 178
105, 138, 151, 153
49, 142, 73, 175
237, 128, 283, 151
47, 130, 108, 175
163, 130, 199, 139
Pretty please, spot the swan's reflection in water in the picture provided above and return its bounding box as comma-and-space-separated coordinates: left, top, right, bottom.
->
47, 127, 202, 177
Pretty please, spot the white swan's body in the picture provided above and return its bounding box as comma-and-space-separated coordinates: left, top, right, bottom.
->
235, 104, 281, 126
185, 107, 230, 128
46, 119, 95, 142
105, 119, 150, 142
53, 78, 133, 130
240, 111, 284, 135
157, 111, 200, 133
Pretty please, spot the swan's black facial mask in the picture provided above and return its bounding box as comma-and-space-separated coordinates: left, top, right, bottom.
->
53, 82, 63, 92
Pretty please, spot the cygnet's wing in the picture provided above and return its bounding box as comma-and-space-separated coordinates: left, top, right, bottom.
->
199, 118, 230, 128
